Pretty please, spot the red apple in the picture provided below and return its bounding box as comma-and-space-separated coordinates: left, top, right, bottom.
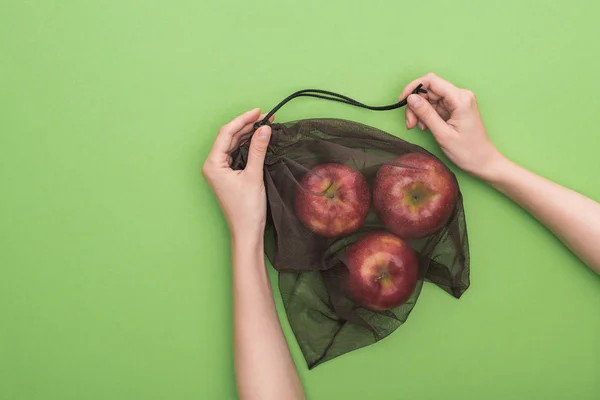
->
345, 231, 418, 310
373, 153, 457, 239
294, 163, 370, 237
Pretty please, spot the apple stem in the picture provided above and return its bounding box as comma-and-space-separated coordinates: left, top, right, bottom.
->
323, 182, 336, 199
374, 271, 390, 282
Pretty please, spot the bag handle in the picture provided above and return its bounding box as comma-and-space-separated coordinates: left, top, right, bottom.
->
254, 84, 427, 129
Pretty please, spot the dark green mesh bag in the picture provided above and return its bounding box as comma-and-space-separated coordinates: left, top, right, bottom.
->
232, 86, 470, 368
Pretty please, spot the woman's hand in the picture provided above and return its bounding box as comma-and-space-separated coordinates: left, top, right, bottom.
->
202, 108, 273, 239
205, 110, 306, 399
400, 73, 506, 180
400, 74, 600, 274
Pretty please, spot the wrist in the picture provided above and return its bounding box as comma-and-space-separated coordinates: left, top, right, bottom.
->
479, 156, 520, 190
473, 152, 511, 183
229, 219, 266, 242
231, 230, 265, 257
230, 231, 268, 277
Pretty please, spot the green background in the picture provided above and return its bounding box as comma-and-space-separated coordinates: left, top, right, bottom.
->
1, 0, 599, 399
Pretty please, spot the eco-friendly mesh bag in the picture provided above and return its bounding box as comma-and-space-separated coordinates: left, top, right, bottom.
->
231, 85, 470, 368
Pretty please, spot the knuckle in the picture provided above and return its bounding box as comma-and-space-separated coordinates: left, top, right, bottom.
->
426, 72, 437, 79
201, 161, 212, 178
461, 89, 477, 102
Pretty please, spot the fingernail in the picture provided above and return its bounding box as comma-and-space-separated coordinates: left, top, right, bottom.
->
407, 95, 421, 106
257, 127, 270, 140
406, 119, 410, 128
418, 122, 425, 131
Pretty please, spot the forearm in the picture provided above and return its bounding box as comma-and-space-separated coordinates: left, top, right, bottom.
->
485, 159, 600, 274
231, 234, 305, 400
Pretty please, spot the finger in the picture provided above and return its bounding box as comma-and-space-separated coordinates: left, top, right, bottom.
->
222, 108, 262, 136
400, 77, 431, 129
405, 107, 418, 129
400, 73, 461, 110
209, 108, 261, 160
407, 94, 452, 137
245, 125, 272, 179
228, 113, 272, 151
237, 113, 274, 137
418, 100, 453, 130
236, 113, 275, 140
434, 103, 452, 121
230, 113, 276, 152
399, 77, 427, 100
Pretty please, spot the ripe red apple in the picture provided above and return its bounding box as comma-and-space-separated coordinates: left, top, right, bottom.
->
345, 231, 418, 310
294, 163, 370, 237
373, 153, 457, 239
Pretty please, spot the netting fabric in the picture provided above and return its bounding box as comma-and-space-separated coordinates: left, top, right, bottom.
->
232, 117, 469, 368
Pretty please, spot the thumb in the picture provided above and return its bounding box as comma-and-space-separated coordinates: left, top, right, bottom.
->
245, 126, 272, 178
407, 95, 452, 137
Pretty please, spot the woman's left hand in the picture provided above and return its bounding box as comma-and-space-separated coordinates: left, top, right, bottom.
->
202, 108, 273, 239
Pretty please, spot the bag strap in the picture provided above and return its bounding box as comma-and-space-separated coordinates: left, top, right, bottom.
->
254, 84, 427, 129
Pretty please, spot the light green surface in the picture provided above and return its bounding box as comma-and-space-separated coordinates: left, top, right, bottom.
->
1, 1, 599, 399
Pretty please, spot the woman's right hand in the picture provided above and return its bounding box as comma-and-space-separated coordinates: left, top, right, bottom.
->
400, 76, 600, 275
399, 73, 507, 181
